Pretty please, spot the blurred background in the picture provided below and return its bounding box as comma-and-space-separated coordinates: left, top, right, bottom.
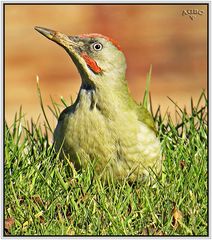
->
5, 4, 207, 127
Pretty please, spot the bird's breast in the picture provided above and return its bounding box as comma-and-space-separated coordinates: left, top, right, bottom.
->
54, 94, 161, 180
54, 96, 116, 165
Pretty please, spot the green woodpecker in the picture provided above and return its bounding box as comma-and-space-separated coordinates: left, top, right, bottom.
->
35, 26, 162, 181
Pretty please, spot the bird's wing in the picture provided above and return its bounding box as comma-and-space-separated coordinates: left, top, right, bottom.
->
119, 83, 157, 133
136, 104, 157, 133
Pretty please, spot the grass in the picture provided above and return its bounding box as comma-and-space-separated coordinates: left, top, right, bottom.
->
4, 78, 208, 235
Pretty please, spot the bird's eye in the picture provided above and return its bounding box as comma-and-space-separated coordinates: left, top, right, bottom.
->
92, 42, 103, 51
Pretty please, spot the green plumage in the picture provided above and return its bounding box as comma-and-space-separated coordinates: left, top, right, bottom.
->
137, 105, 156, 132
35, 26, 162, 181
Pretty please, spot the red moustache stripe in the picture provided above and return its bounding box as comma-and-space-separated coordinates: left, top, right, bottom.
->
81, 52, 102, 74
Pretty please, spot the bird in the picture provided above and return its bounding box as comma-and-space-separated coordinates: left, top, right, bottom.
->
35, 26, 162, 182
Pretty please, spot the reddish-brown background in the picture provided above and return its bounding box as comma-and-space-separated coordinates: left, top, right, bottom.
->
5, 4, 207, 127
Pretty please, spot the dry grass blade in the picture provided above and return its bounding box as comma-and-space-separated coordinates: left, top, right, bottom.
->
36, 75, 53, 133
143, 64, 152, 111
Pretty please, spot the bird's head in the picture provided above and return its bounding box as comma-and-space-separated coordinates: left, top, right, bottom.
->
35, 27, 127, 90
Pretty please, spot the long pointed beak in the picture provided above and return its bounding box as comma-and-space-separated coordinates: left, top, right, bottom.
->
34, 26, 91, 82
34, 26, 56, 40
34, 26, 80, 49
